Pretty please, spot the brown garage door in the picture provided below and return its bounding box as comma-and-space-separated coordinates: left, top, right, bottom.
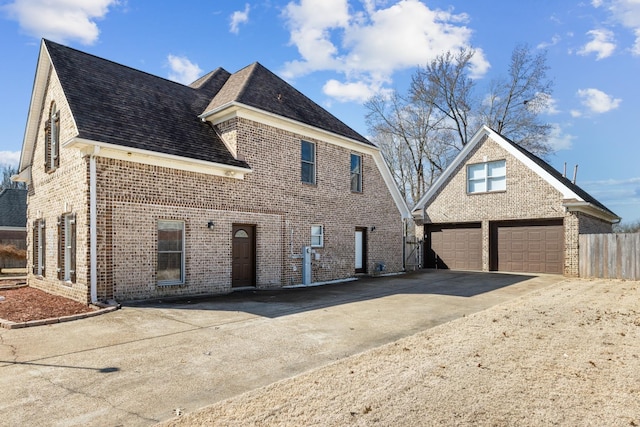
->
425, 224, 482, 270
494, 221, 563, 274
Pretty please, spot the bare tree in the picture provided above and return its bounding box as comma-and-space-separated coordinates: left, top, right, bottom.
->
1, 165, 26, 191
411, 48, 477, 147
480, 44, 553, 156
613, 220, 640, 233
366, 90, 454, 205
366, 44, 554, 206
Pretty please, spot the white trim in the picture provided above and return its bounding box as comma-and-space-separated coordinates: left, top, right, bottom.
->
202, 102, 411, 219
66, 137, 252, 179
90, 151, 97, 303
201, 102, 380, 156
563, 201, 621, 223
413, 125, 581, 214
0, 226, 26, 232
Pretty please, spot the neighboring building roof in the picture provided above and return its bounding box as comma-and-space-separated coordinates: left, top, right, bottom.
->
412, 125, 619, 222
0, 188, 27, 228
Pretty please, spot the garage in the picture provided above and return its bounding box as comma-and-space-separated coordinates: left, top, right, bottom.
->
425, 223, 482, 270
493, 220, 564, 274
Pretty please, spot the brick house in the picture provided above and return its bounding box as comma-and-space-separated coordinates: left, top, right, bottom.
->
14, 39, 410, 303
411, 125, 619, 276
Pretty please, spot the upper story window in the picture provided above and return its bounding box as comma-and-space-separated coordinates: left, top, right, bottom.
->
45, 101, 60, 172
301, 140, 316, 184
467, 159, 506, 193
157, 220, 185, 285
350, 154, 362, 193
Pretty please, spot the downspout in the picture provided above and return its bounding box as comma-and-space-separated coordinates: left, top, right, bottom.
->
89, 147, 99, 303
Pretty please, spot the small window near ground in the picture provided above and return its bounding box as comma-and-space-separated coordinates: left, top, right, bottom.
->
467, 159, 506, 193
350, 154, 362, 192
301, 140, 316, 184
158, 220, 185, 285
311, 225, 324, 248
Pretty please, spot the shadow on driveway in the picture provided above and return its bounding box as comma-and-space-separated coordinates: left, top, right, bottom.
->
125, 270, 538, 319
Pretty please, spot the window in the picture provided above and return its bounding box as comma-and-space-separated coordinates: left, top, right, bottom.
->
158, 220, 184, 285
467, 160, 506, 193
301, 140, 316, 184
311, 225, 324, 248
57, 213, 76, 282
350, 154, 362, 192
45, 101, 60, 172
32, 219, 45, 276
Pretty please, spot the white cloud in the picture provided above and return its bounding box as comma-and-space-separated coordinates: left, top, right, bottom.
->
546, 124, 575, 151
1, 0, 118, 45
167, 55, 203, 85
281, 0, 488, 103
537, 34, 561, 50
230, 3, 250, 34
0, 151, 21, 168
593, 0, 640, 55
578, 29, 616, 59
576, 88, 622, 113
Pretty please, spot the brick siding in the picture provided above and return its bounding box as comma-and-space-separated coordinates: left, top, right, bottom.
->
26, 72, 404, 302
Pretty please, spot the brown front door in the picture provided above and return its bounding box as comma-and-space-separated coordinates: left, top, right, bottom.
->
232, 224, 256, 287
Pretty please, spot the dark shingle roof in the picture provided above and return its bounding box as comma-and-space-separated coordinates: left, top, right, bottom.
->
44, 40, 372, 171
44, 40, 248, 169
0, 189, 27, 228
203, 62, 372, 145
495, 128, 618, 218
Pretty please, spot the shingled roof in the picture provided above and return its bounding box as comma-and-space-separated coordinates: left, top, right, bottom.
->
498, 129, 618, 218
412, 125, 619, 221
43, 40, 371, 170
44, 39, 248, 169
201, 62, 372, 145
0, 189, 27, 228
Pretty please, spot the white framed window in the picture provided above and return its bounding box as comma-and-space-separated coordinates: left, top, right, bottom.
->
157, 220, 185, 285
45, 101, 60, 172
32, 219, 45, 276
350, 154, 362, 193
311, 225, 324, 248
301, 140, 316, 184
467, 159, 506, 193
57, 213, 76, 282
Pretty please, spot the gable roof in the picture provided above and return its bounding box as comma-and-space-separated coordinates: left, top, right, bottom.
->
200, 62, 372, 146
412, 125, 619, 222
42, 39, 248, 169
0, 188, 27, 228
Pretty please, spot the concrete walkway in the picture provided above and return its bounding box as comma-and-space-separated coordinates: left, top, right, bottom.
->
0, 270, 563, 426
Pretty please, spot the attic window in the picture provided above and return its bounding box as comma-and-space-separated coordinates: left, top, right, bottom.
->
45, 101, 60, 172
467, 160, 506, 193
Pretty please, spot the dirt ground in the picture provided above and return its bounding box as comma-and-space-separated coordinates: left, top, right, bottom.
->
160, 278, 640, 426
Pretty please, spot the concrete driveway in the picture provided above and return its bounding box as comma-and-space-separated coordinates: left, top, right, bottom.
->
0, 270, 563, 426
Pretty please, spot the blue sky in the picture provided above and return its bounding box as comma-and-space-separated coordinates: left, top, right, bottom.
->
0, 0, 638, 223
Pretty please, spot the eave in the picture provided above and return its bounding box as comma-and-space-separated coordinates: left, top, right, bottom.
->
66, 138, 252, 180
563, 200, 621, 224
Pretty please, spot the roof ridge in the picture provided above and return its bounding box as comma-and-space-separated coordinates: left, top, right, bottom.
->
44, 39, 198, 90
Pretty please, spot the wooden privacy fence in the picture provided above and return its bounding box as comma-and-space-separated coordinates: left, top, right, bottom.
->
579, 233, 640, 280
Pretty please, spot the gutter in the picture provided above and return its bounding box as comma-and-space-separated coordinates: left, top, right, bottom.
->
89, 147, 99, 303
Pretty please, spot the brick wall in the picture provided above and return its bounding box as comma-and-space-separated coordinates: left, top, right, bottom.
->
420, 135, 599, 276
89, 117, 403, 301
26, 70, 90, 302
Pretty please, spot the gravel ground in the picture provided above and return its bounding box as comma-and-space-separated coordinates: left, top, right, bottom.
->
160, 278, 640, 426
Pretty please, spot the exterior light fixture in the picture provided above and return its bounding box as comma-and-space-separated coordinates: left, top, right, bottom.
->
207, 221, 215, 229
